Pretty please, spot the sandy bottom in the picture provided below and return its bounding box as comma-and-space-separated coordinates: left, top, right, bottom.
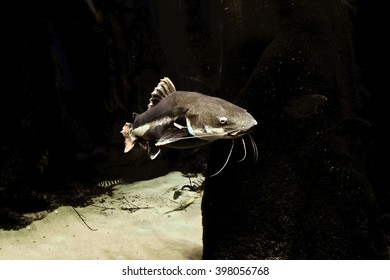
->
0, 171, 204, 260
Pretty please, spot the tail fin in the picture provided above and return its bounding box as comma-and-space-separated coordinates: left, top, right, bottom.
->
121, 122, 136, 153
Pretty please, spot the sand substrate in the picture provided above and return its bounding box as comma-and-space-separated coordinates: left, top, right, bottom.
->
0, 171, 203, 260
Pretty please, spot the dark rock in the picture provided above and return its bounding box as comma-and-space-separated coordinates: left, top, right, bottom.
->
202, 0, 389, 259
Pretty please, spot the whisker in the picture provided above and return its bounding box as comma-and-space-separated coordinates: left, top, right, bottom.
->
248, 134, 258, 163
209, 139, 235, 177
254, 141, 258, 162
237, 137, 247, 162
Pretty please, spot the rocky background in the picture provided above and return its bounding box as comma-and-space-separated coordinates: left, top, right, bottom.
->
1, 0, 389, 259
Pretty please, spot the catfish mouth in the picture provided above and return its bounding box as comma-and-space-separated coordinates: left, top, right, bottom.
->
226, 125, 257, 138
227, 130, 250, 138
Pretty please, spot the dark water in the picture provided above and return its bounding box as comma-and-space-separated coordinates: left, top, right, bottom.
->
1, 0, 389, 259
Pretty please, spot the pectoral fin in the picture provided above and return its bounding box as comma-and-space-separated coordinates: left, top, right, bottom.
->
186, 117, 195, 136
155, 129, 190, 146
173, 122, 187, 129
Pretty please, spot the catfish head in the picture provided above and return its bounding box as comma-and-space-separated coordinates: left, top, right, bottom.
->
182, 94, 258, 141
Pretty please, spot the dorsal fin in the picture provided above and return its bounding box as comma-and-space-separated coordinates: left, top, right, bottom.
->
147, 77, 176, 110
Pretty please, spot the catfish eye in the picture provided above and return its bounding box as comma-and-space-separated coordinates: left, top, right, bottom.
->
219, 116, 228, 125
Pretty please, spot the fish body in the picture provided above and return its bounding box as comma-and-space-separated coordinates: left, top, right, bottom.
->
96, 179, 124, 188
284, 94, 328, 119
121, 78, 257, 159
